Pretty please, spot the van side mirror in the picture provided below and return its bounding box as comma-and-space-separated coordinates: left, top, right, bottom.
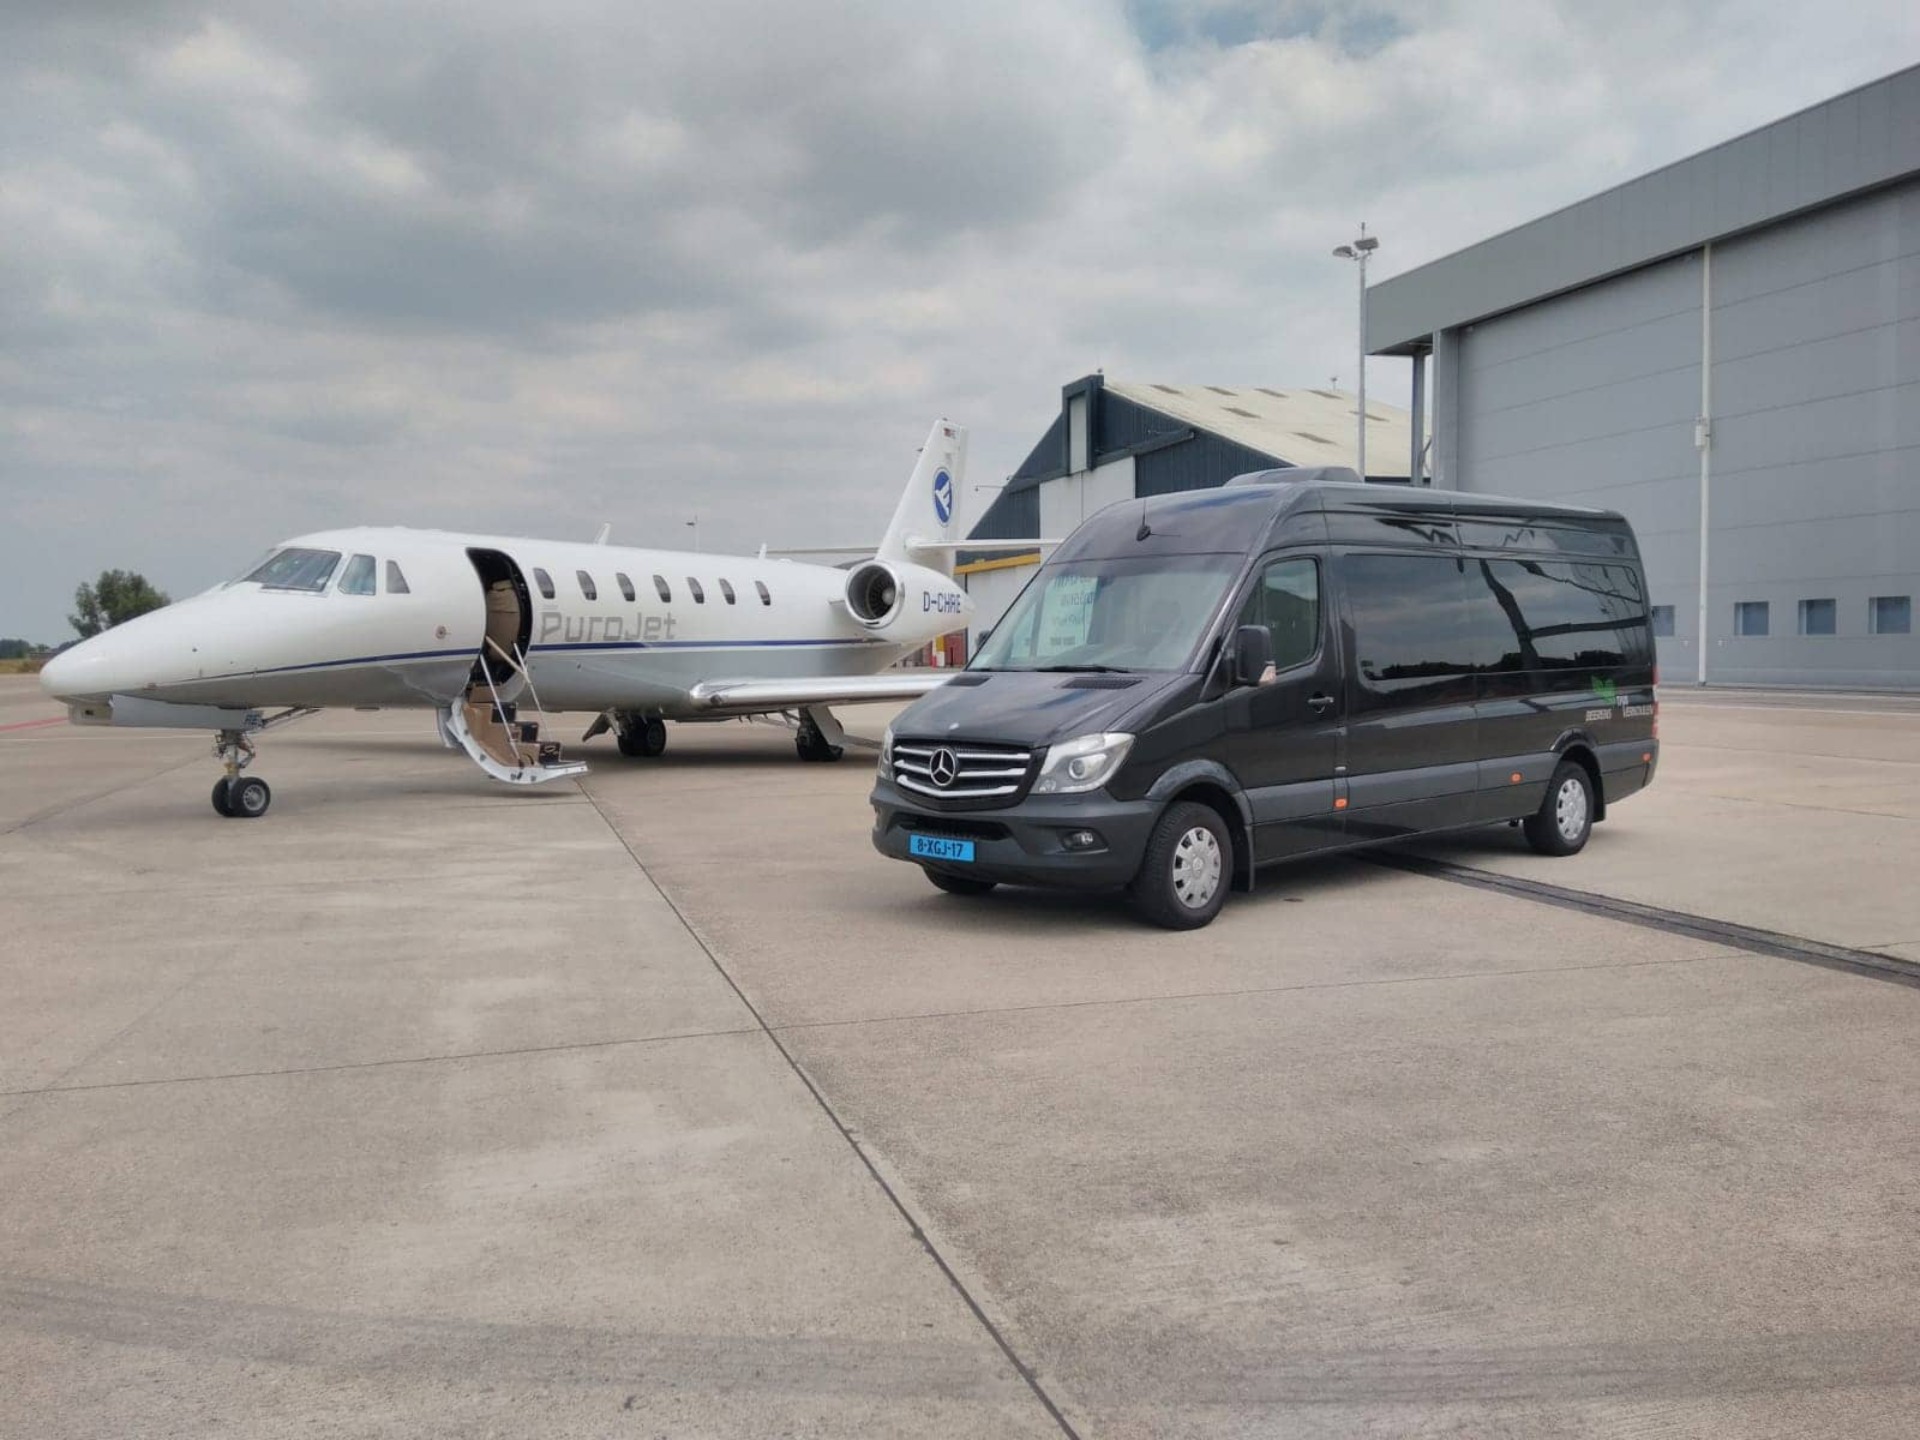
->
1230, 625, 1274, 687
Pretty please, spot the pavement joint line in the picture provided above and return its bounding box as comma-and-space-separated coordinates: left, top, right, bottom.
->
0, 1026, 767, 1099
761, 950, 1738, 1036
1667, 742, 1920, 767
1690, 791, 1920, 822
579, 784, 1085, 1440
0, 752, 207, 836
1375, 853, 1920, 990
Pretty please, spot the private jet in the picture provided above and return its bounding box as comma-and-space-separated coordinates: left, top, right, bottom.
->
41, 421, 1039, 817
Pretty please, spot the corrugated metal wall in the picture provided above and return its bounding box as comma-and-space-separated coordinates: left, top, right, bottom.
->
1705, 181, 1920, 685
1449, 177, 1920, 688
1452, 254, 1704, 678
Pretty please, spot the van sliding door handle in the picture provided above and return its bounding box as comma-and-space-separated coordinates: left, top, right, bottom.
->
1307, 694, 1336, 713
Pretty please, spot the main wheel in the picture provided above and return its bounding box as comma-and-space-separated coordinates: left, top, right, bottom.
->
616, 717, 668, 758
1128, 801, 1231, 930
795, 730, 844, 763
211, 779, 235, 817
229, 775, 272, 819
923, 867, 997, 897
1523, 760, 1593, 856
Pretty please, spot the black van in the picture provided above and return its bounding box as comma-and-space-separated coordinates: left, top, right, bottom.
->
870, 469, 1659, 928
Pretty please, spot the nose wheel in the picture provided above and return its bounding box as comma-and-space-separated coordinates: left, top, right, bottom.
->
211, 729, 271, 818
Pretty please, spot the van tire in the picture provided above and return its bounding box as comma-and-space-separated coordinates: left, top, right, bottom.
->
1129, 801, 1231, 930
923, 867, 996, 897
1524, 761, 1594, 856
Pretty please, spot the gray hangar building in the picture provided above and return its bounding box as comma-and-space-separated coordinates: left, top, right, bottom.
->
1371, 63, 1919, 690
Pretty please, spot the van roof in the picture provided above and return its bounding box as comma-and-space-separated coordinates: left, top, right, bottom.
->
1053, 476, 1635, 563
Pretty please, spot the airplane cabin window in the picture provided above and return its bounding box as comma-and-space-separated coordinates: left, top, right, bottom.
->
688, 578, 705, 603
385, 560, 410, 595
616, 572, 636, 602
719, 579, 736, 604
339, 554, 377, 596
577, 570, 598, 601
755, 580, 772, 606
653, 574, 672, 602
533, 568, 555, 600
244, 548, 342, 593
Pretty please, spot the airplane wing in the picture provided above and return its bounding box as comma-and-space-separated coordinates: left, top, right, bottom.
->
762, 539, 1060, 556
686, 671, 960, 710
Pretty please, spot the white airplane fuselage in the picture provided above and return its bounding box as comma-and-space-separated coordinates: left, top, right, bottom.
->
41, 527, 970, 718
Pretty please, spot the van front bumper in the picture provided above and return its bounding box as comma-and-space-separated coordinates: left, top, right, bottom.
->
870, 780, 1159, 890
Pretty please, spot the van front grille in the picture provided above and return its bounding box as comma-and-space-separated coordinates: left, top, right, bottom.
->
891, 739, 1037, 809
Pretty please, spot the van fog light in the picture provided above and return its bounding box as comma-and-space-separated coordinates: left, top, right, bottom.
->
1061, 829, 1105, 852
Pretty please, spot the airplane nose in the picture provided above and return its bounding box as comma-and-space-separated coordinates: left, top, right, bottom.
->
37, 604, 193, 702
38, 634, 116, 701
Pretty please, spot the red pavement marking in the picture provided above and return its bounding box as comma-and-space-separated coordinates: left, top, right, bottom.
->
0, 717, 64, 733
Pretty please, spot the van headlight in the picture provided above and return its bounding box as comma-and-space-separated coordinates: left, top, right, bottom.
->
878, 724, 894, 779
1031, 732, 1134, 795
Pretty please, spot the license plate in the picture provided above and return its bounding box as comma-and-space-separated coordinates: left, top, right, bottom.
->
908, 834, 975, 863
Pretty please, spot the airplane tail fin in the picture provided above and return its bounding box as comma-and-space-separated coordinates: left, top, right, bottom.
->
877, 419, 967, 575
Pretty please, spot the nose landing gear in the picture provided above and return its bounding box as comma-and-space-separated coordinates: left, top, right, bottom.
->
211, 729, 271, 818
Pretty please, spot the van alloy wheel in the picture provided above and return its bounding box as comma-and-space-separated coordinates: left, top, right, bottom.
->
1523, 760, 1593, 857
1172, 826, 1224, 909
1130, 800, 1232, 930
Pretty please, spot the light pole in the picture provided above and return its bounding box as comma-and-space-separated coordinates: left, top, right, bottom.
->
1332, 224, 1380, 481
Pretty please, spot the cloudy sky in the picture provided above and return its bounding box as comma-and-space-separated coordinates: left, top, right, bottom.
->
4, 1, 1915, 641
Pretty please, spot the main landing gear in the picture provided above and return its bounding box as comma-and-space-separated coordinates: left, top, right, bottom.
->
210, 729, 270, 819
794, 707, 845, 764
616, 715, 668, 758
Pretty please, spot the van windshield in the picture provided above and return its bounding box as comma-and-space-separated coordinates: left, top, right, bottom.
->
972, 555, 1241, 673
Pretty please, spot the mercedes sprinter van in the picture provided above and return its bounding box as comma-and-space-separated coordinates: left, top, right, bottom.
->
870, 469, 1658, 929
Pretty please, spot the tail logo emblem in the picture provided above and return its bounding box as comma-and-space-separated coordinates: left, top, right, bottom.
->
932, 469, 954, 525
929, 747, 959, 787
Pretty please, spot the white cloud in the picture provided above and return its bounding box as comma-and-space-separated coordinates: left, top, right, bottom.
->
2, 0, 1917, 640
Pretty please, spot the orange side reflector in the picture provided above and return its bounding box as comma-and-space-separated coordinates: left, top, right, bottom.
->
1642, 752, 1652, 762
1334, 797, 1348, 810
1509, 772, 1522, 784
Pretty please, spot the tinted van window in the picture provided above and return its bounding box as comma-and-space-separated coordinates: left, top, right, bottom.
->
1474, 559, 1648, 671
1236, 558, 1319, 671
1341, 554, 1490, 686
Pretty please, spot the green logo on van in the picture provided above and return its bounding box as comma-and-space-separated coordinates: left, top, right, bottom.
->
1593, 677, 1618, 704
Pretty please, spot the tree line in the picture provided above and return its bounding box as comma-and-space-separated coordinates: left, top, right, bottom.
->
2, 570, 172, 657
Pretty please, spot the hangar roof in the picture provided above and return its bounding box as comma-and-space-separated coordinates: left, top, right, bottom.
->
1100, 380, 1411, 476
1367, 62, 1920, 356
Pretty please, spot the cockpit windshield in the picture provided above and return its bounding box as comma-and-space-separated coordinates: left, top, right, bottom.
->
241, 548, 342, 592
971, 554, 1242, 673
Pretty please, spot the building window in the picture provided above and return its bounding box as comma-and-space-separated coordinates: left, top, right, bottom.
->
755, 580, 772, 606
653, 575, 671, 603
533, 568, 555, 600
1650, 605, 1675, 637
385, 560, 410, 595
576, 570, 598, 602
616, 572, 635, 602
719, 578, 736, 604
1798, 598, 1835, 636
1734, 601, 1769, 637
687, 578, 705, 603
1870, 595, 1912, 635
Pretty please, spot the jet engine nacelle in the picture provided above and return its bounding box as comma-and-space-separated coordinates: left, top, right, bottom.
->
843, 560, 972, 638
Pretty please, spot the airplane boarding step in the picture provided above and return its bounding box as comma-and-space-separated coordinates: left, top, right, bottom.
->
441, 697, 587, 785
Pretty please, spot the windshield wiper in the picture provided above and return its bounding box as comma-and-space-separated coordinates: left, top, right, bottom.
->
1029, 664, 1131, 673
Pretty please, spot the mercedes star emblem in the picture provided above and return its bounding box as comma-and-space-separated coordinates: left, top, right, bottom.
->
929, 747, 959, 788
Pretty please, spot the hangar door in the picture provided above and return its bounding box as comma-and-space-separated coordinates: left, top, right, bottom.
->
1705, 183, 1920, 687
1453, 254, 1703, 679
